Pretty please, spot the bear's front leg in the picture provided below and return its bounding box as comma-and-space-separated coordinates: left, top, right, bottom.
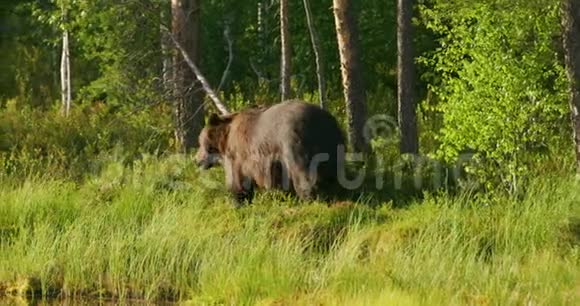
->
233, 177, 254, 206
224, 157, 255, 207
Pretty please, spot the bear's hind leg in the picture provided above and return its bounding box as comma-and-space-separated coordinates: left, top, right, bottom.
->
283, 157, 316, 201
269, 160, 293, 192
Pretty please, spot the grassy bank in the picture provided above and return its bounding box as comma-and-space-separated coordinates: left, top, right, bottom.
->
0, 156, 579, 305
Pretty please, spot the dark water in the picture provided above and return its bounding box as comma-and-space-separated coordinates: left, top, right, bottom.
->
0, 297, 175, 305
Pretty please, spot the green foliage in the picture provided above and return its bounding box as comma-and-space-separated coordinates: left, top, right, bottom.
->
69, 0, 166, 106
0, 1, 60, 108
0, 105, 172, 180
419, 0, 570, 191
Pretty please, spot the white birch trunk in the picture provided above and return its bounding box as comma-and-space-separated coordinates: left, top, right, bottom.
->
60, 14, 71, 117
280, 0, 292, 101
160, 8, 173, 92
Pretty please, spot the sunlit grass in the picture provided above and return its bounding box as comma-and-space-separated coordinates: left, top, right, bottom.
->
0, 155, 579, 305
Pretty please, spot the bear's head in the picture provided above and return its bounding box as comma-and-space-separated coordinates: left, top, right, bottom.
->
195, 113, 232, 169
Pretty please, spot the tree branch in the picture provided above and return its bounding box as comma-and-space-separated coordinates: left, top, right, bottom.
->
217, 23, 234, 93
161, 25, 230, 115
303, 0, 328, 109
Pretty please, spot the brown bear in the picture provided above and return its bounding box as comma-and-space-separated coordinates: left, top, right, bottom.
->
195, 100, 346, 206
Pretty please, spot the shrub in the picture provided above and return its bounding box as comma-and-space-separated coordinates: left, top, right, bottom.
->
0, 104, 172, 179
419, 0, 570, 192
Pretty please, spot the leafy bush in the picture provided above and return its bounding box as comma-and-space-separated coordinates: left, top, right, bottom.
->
419, 0, 570, 191
0, 104, 172, 179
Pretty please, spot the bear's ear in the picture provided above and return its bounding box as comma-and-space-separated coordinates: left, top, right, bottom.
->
207, 113, 233, 126
207, 113, 222, 126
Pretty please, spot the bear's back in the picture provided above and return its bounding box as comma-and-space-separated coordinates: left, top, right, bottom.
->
226, 100, 345, 158
253, 101, 344, 149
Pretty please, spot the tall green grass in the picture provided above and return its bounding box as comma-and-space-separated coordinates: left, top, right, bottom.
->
0, 156, 579, 305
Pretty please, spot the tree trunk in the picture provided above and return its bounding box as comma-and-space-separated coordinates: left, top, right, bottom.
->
165, 26, 230, 115
172, 0, 204, 152
280, 0, 292, 101
332, 0, 368, 153
397, 0, 419, 154
257, 1, 264, 70
303, 0, 327, 109
563, 0, 580, 172
160, 5, 172, 92
60, 7, 71, 117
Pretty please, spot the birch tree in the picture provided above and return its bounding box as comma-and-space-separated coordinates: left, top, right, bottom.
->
280, 0, 292, 101
60, 2, 71, 117
161, 4, 172, 92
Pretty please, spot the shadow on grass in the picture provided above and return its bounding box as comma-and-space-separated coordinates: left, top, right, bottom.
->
319, 164, 466, 209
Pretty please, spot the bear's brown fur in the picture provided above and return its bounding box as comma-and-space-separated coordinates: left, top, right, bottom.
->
195, 100, 346, 205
